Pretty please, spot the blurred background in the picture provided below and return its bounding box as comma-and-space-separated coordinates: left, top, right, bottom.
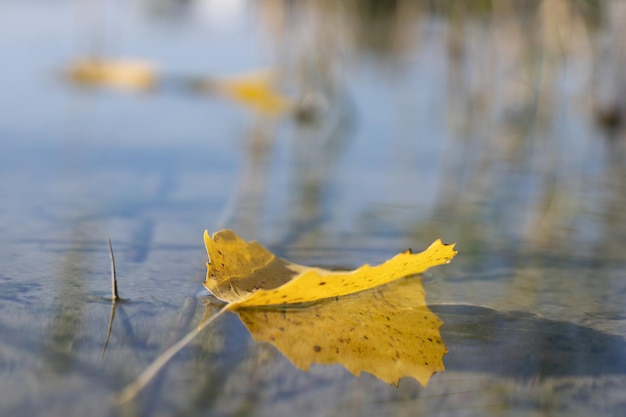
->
1, 0, 626, 416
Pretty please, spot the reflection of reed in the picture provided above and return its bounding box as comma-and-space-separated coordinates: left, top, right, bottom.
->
408, 0, 624, 254
44, 228, 89, 373
216, 0, 357, 252
243, 0, 617, 254
593, 1, 626, 131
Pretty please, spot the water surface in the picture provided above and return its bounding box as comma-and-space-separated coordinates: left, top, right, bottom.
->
1, 1, 626, 416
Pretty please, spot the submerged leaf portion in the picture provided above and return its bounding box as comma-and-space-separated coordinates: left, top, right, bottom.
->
237, 277, 446, 386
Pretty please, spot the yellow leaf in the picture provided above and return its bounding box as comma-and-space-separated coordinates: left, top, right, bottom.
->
236, 277, 446, 386
117, 230, 456, 403
65, 58, 157, 90
215, 70, 293, 115
204, 229, 457, 308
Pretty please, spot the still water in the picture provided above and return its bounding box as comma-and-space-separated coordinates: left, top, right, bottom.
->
1, 0, 626, 415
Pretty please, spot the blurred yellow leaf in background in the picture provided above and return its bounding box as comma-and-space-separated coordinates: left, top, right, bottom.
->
215, 70, 293, 115
64, 59, 291, 115
65, 58, 157, 90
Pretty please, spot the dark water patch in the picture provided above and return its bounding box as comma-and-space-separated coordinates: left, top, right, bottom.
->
433, 304, 626, 378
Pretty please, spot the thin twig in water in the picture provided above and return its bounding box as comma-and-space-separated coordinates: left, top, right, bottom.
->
103, 238, 120, 358
115, 304, 229, 404
108, 238, 120, 301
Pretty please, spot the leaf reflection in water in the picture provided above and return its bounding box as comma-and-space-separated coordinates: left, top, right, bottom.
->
234, 277, 447, 387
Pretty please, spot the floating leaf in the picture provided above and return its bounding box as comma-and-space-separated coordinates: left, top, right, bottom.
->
117, 230, 456, 403
65, 58, 157, 90
237, 276, 446, 386
215, 70, 293, 115
204, 229, 457, 308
